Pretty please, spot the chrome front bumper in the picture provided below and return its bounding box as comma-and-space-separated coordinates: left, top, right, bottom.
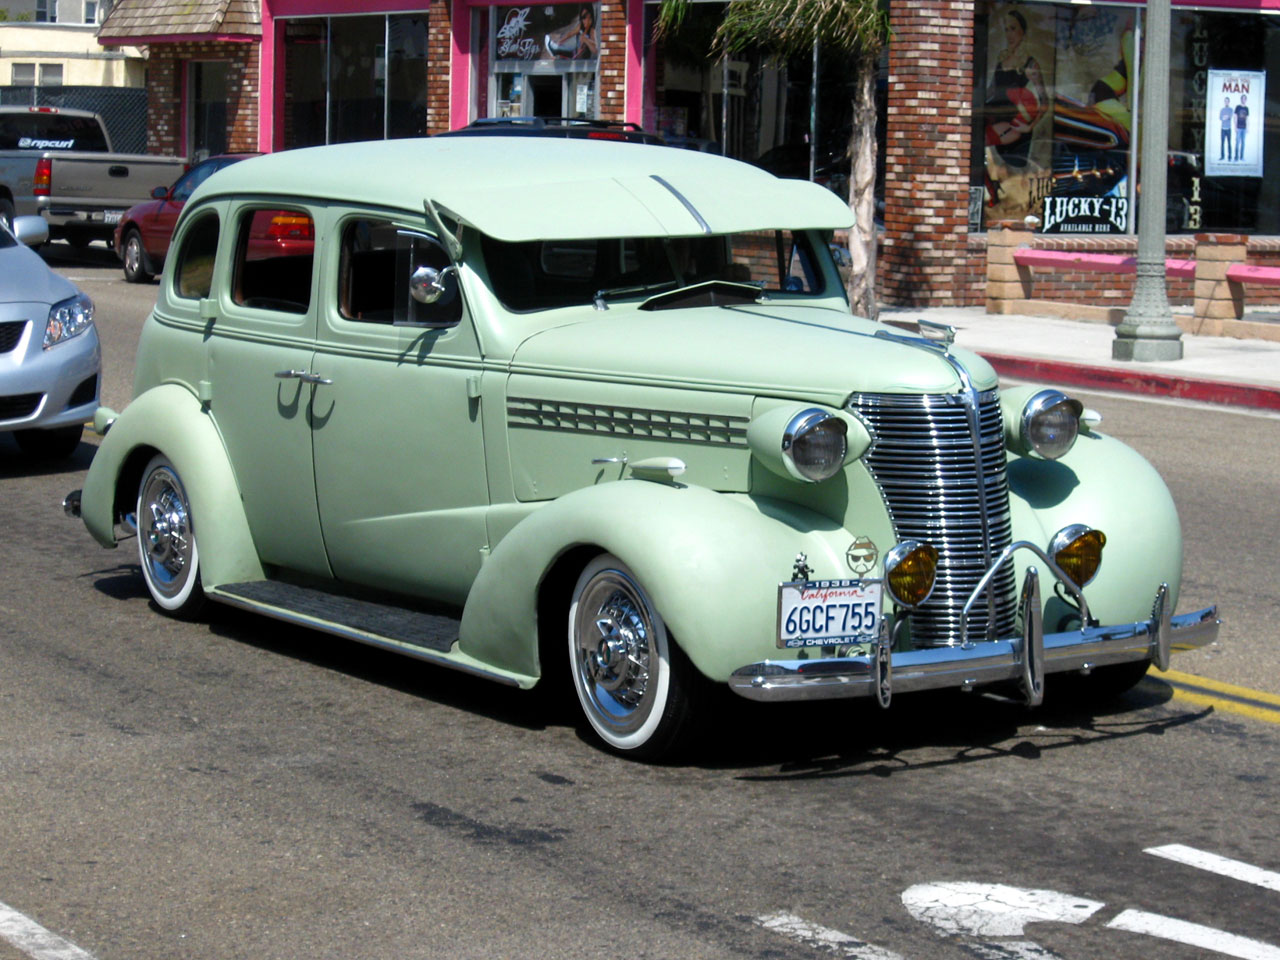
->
729, 570, 1220, 705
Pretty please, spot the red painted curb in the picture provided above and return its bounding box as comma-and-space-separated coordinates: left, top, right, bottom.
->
980, 354, 1280, 412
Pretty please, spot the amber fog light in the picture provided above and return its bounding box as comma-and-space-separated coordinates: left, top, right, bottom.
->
1051, 524, 1106, 587
884, 541, 938, 609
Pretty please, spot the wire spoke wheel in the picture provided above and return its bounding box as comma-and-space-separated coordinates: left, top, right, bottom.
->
568, 554, 692, 758
136, 454, 204, 617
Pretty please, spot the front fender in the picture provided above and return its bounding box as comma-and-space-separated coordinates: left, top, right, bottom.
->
1007, 430, 1182, 629
459, 480, 875, 683
80, 384, 264, 588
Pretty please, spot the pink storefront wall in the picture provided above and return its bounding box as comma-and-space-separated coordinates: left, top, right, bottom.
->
258, 0, 644, 151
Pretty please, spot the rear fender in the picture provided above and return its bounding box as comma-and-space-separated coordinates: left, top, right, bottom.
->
459, 480, 866, 683
81, 383, 264, 588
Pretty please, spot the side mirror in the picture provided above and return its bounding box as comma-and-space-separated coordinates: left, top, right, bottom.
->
12, 215, 49, 247
151, 186, 170, 200
409, 264, 458, 305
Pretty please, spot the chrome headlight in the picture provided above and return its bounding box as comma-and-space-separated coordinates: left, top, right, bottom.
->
1050, 524, 1106, 587
43, 292, 94, 350
1020, 389, 1083, 460
783, 408, 848, 482
883, 540, 938, 609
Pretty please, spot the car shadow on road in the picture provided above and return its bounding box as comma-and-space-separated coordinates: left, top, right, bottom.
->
705, 681, 1212, 779
0, 435, 96, 477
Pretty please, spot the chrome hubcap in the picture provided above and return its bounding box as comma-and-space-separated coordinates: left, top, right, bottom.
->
140, 468, 192, 598
125, 238, 140, 274
574, 572, 656, 734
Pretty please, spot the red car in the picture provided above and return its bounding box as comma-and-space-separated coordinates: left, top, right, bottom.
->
114, 154, 257, 283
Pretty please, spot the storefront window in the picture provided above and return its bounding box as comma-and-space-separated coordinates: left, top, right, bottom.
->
1170, 10, 1277, 234
282, 14, 430, 149
973, 1, 1280, 236
973, 1, 1135, 234
641, 0, 863, 199
484, 3, 600, 118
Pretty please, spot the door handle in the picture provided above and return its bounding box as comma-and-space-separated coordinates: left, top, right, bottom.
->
275, 369, 333, 385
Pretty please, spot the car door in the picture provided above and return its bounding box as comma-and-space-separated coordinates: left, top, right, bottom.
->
309, 214, 490, 607
204, 200, 330, 577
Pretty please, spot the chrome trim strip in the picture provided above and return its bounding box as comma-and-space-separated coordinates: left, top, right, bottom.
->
206, 589, 523, 688
650, 174, 713, 234
508, 397, 749, 446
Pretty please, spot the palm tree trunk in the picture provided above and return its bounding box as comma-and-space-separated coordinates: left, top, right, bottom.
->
845, 52, 878, 319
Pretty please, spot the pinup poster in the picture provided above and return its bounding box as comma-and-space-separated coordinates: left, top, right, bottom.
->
494, 4, 599, 64
981, 4, 1134, 233
1205, 70, 1265, 178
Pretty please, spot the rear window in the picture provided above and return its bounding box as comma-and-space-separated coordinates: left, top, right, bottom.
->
0, 112, 109, 151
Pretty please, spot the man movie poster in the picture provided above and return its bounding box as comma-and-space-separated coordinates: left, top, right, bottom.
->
981, 3, 1133, 233
1205, 70, 1265, 178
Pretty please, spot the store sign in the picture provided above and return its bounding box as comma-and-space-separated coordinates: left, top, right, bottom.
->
1041, 195, 1127, 233
1204, 69, 1266, 178
495, 4, 599, 64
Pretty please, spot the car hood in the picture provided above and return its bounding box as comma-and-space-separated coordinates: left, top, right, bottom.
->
508, 303, 999, 405
0, 244, 78, 306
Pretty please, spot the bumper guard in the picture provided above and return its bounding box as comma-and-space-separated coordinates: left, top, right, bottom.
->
730, 565, 1220, 705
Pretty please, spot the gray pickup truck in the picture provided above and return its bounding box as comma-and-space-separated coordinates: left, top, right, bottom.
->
0, 105, 185, 247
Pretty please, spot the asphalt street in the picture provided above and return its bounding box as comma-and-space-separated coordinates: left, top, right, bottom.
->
0, 244, 1277, 960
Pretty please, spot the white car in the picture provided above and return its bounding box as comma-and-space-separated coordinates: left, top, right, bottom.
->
0, 216, 99, 458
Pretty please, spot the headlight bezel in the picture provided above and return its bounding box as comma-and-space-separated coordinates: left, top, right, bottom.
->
1020, 388, 1084, 461
781, 407, 849, 483
43, 291, 95, 350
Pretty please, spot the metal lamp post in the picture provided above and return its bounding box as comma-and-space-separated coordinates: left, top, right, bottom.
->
1114, 0, 1184, 361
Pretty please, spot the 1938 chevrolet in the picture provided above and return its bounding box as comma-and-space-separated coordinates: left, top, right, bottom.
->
66, 138, 1219, 758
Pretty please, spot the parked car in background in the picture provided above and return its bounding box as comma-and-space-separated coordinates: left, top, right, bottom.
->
114, 154, 258, 283
1, 215, 99, 458
0, 105, 186, 247
67, 139, 1217, 759
438, 116, 665, 144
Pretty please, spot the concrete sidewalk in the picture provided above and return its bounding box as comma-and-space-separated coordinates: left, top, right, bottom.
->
878, 305, 1280, 411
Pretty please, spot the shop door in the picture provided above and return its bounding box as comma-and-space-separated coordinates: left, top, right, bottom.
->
189, 61, 228, 159
529, 75, 562, 116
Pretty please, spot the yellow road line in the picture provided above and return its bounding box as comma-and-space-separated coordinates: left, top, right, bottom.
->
1161, 668, 1280, 707
1148, 669, 1280, 725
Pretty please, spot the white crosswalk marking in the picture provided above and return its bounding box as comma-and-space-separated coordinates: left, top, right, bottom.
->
1146, 844, 1280, 892
0, 900, 96, 960
754, 912, 905, 959
1108, 909, 1280, 960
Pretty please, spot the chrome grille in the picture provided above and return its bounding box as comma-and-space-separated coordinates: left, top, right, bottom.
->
849, 390, 1016, 647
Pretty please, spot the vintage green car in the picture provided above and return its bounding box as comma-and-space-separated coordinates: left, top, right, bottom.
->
66, 138, 1219, 758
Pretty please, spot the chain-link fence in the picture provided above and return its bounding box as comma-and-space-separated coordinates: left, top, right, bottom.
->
0, 85, 147, 154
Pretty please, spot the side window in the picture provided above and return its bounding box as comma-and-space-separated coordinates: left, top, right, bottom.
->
173, 212, 220, 300
232, 207, 315, 314
338, 217, 460, 327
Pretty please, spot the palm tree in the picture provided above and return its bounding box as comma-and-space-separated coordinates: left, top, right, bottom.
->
658, 0, 889, 318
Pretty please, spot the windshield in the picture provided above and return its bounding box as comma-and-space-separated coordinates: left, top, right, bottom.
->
482, 230, 830, 312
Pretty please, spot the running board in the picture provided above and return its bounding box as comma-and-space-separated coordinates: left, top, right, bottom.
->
207, 580, 521, 688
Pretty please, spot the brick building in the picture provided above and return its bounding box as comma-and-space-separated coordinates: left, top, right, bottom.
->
98, 0, 1280, 308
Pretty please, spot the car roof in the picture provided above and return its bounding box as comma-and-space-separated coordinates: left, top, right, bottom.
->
187, 137, 854, 241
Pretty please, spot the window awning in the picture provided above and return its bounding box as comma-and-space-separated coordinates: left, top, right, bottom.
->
97, 0, 261, 44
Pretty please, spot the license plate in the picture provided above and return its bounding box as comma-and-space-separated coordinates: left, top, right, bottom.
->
102, 210, 123, 225
777, 579, 882, 648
